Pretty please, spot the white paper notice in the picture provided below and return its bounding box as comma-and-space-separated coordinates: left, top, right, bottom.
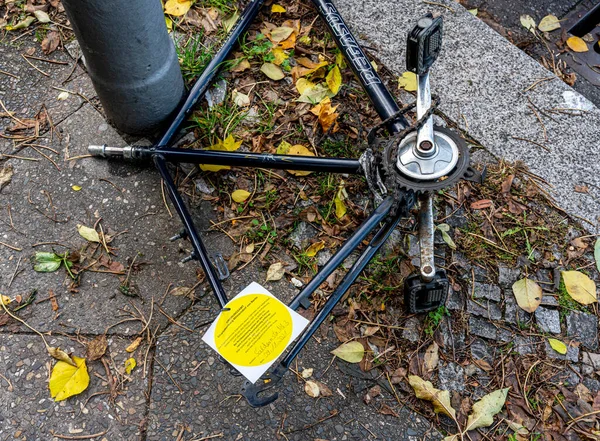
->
202, 282, 309, 383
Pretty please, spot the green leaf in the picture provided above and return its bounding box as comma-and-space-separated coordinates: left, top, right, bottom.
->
331, 341, 364, 363
436, 224, 456, 250
33, 252, 62, 273
464, 388, 509, 432
548, 338, 567, 355
5, 16, 35, 31
77, 224, 100, 243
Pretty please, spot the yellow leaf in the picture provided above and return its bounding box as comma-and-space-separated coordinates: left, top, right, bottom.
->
295, 78, 316, 95
71, 185, 82, 191
165, 16, 173, 32
408, 375, 456, 419
464, 388, 509, 431
468, 8, 478, 16
1, 295, 11, 305
334, 186, 347, 219
512, 278, 542, 313
326, 65, 342, 95
538, 15, 561, 32
548, 338, 567, 355
331, 341, 364, 363
49, 356, 90, 402
305, 241, 325, 257
271, 47, 289, 66
222, 11, 240, 32
232, 189, 251, 203
335, 52, 347, 69
270, 26, 294, 43
164, 0, 191, 17
398, 72, 417, 92
260, 62, 285, 80
126, 336, 143, 353
271, 4, 286, 13
562, 270, 597, 305
77, 224, 100, 243
124, 358, 136, 374
286, 145, 315, 177
520, 14, 536, 34
311, 97, 339, 133
276, 140, 292, 155
200, 135, 242, 172
566, 36, 588, 53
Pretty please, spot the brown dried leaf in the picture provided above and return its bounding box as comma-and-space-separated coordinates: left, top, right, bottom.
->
126, 336, 143, 353
86, 335, 108, 361
314, 380, 332, 397
41, 31, 60, 54
48, 347, 77, 367
470, 199, 492, 210
424, 342, 439, 372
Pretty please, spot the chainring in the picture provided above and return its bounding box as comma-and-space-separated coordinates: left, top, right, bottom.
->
379, 125, 471, 194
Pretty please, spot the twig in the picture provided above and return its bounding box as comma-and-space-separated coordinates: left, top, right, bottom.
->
421, 0, 455, 13
21, 54, 50, 77
23, 54, 69, 65
0, 298, 49, 349
511, 136, 550, 152
189, 434, 224, 441
30, 145, 61, 171
0, 372, 14, 391
0, 241, 22, 251
522, 76, 554, 92
161, 179, 173, 218
0, 69, 19, 80
7, 256, 23, 288
65, 154, 93, 161
156, 304, 195, 333
0, 154, 39, 161
155, 357, 183, 393
0, 99, 26, 126
50, 430, 108, 440
283, 410, 339, 434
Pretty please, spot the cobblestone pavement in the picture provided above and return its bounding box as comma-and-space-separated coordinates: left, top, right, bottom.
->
2, 1, 600, 440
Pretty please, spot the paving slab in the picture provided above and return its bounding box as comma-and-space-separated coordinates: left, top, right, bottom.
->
336, 0, 600, 232
147, 263, 441, 441
0, 333, 146, 440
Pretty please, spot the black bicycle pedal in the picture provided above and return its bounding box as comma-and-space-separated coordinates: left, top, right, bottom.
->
406, 14, 444, 75
404, 269, 449, 314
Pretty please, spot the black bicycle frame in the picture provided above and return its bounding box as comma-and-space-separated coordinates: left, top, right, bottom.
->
96, 0, 412, 403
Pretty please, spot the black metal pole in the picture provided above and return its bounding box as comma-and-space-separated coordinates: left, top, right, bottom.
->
151, 147, 362, 174
157, 0, 266, 147
289, 196, 394, 310
154, 155, 229, 308
312, 0, 408, 132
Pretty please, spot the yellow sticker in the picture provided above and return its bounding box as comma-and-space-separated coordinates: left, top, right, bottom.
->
214, 293, 293, 367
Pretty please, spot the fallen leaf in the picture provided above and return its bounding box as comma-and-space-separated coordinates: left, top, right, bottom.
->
548, 338, 567, 355
165, 16, 173, 32
436, 224, 457, 250
512, 278, 542, 313
408, 375, 456, 419
334, 187, 347, 219
41, 31, 60, 54
301, 368, 313, 379
331, 341, 365, 363
87, 335, 108, 361
270, 26, 294, 43
49, 356, 90, 401
34, 10, 51, 23
164, 0, 192, 16
200, 134, 242, 172
398, 72, 417, 92
124, 357, 136, 374
232, 189, 251, 203
305, 241, 325, 257
326, 65, 342, 95
126, 336, 143, 353
424, 342, 439, 372
77, 225, 100, 243
169, 286, 193, 297
57, 91, 70, 101
276, 140, 292, 155
562, 270, 597, 305
271, 4, 286, 13
232, 90, 250, 107
231, 58, 251, 72
538, 15, 561, 32
595, 238, 600, 272
71, 185, 81, 191
304, 380, 320, 397
0, 164, 14, 192
266, 262, 285, 282
260, 62, 285, 80
464, 388, 509, 432
297, 83, 332, 104
222, 11, 239, 32
470, 199, 492, 209
286, 145, 315, 177
33, 252, 62, 273
520, 15, 536, 34
0, 295, 10, 306
271, 47, 288, 65
314, 380, 332, 396
5, 16, 35, 31
566, 36, 588, 52
468, 8, 478, 16
506, 419, 529, 435
48, 347, 77, 366
310, 97, 339, 133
